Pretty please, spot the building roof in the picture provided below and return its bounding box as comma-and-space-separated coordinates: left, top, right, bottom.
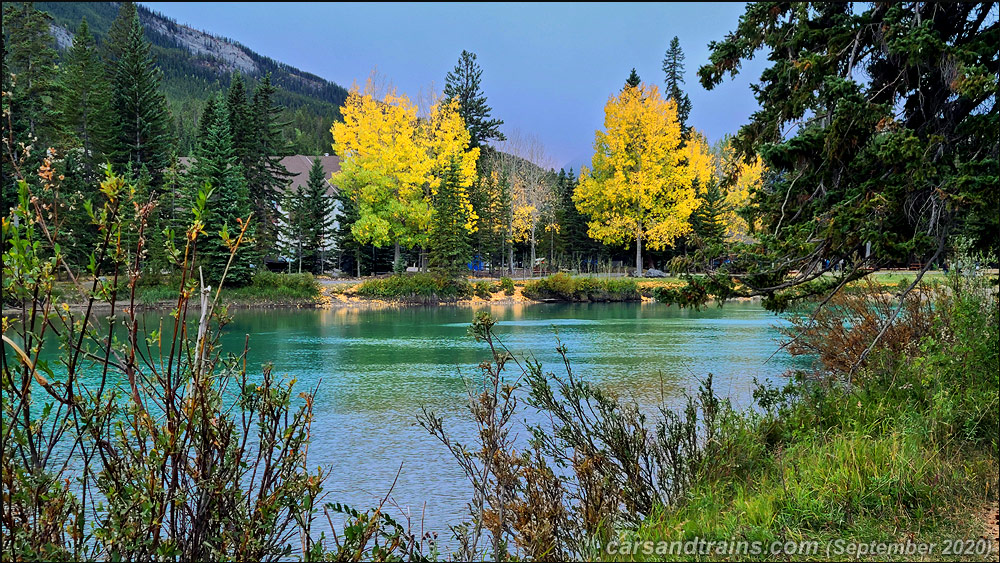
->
177, 154, 341, 196
280, 155, 340, 196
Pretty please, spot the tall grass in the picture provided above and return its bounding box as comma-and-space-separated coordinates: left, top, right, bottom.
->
618, 272, 999, 561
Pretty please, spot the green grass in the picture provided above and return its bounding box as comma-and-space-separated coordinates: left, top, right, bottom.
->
610, 274, 999, 561
354, 273, 472, 302
522, 273, 640, 302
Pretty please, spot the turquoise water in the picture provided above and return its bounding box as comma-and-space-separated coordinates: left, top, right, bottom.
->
18, 301, 803, 541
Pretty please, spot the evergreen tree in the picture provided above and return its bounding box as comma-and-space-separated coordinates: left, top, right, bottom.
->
690, 180, 727, 247
190, 96, 253, 285
625, 68, 641, 89
60, 18, 112, 181
690, 2, 999, 306
278, 188, 306, 273
247, 73, 293, 254
226, 73, 253, 172
2, 1, 61, 203
429, 157, 474, 277
333, 178, 365, 277
102, 1, 136, 67
299, 157, 335, 274
106, 1, 171, 185
662, 36, 692, 135
555, 168, 596, 268
198, 97, 218, 142
443, 50, 504, 149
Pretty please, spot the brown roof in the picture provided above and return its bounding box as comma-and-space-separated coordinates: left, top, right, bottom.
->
280, 155, 340, 196
176, 154, 341, 196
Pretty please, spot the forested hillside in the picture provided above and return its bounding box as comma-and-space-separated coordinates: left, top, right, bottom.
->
37, 1, 347, 155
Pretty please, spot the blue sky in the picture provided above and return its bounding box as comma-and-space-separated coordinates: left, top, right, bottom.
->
143, 2, 767, 169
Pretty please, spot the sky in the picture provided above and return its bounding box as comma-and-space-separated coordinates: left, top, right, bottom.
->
143, 2, 768, 170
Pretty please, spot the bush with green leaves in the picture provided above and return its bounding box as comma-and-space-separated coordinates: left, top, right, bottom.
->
499, 276, 515, 296
354, 273, 473, 302
523, 273, 640, 302
1, 172, 434, 561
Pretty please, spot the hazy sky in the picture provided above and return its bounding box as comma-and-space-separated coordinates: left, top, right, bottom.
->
143, 2, 767, 169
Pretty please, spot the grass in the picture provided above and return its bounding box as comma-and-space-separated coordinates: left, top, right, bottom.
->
608, 272, 999, 561
522, 273, 640, 301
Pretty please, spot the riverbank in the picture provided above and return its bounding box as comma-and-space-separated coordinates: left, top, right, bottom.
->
602, 273, 999, 562
33, 270, 962, 313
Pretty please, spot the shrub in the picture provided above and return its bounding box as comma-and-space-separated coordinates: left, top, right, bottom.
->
522, 273, 639, 302
251, 270, 318, 293
354, 273, 472, 302
499, 276, 515, 295
474, 280, 493, 299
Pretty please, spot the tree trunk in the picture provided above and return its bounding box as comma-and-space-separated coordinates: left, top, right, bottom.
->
508, 239, 514, 277
394, 240, 401, 272
530, 228, 536, 278
635, 230, 642, 276
549, 229, 554, 271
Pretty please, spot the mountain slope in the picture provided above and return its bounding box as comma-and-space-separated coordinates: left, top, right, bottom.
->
36, 1, 348, 155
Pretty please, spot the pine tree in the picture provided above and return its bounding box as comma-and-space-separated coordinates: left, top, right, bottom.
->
625, 68, 641, 89
106, 1, 172, 186
429, 157, 473, 277
190, 96, 253, 285
443, 50, 504, 149
60, 18, 112, 181
662, 36, 692, 136
299, 157, 335, 274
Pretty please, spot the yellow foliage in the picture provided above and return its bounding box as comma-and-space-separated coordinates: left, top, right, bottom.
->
575, 83, 700, 254
330, 79, 479, 249
714, 138, 766, 242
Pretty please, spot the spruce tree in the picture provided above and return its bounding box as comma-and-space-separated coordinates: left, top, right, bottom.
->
443, 50, 505, 149
625, 68, 641, 89
102, 1, 136, 67
299, 157, 335, 274
190, 96, 253, 285
662, 36, 692, 136
247, 73, 293, 254
278, 188, 306, 273
691, 180, 727, 247
555, 168, 595, 268
60, 18, 112, 181
198, 97, 218, 143
226, 73, 253, 172
106, 2, 171, 186
429, 158, 473, 277
1, 1, 61, 191
333, 180, 364, 277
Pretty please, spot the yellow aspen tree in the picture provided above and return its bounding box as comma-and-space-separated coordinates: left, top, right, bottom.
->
422, 97, 480, 232
715, 138, 765, 242
575, 82, 700, 274
331, 80, 431, 268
